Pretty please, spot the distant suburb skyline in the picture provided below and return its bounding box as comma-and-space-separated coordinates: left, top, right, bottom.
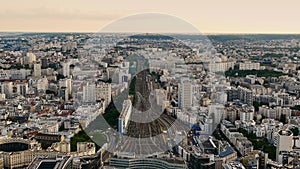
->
1, 0, 300, 34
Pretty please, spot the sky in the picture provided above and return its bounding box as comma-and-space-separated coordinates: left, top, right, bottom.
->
1, 0, 300, 34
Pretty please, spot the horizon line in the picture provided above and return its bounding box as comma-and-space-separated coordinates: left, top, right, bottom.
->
2, 30, 300, 35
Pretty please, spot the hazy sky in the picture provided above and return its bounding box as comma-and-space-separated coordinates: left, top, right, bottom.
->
1, 0, 300, 33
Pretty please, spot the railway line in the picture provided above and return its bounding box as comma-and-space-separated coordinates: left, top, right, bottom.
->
116, 68, 185, 156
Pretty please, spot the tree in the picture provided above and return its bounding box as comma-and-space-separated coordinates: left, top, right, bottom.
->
70, 129, 100, 151
46, 90, 56, 95
102, 101, 120, 129
253, 101, 268, 112
290, 127, 299, 136
59, 123, 65, 131
225, 69, 285, 78
280, 114, 287, 124
238, 128, 276, 160
292, 105, 300, 111
56, 74, 66, 81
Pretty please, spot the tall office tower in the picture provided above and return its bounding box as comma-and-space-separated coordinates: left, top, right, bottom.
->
62, 62, 70, 77
41, 58, 48, 68
275, 130, 294, 163
95, 82, 111, 108
178, 79, 193, 109
33, 63, 41, 77
65, 78, 72, 94
237, 86, 253, 106
60, 87, 69, 101
83, 83, 96, 103
59, 78, 72, 95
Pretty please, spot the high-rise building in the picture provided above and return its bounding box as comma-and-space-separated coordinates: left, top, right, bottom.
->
237, 86, 253, 106
178, 78, 193, 109
277, 93, 292, 107
83, 83, 96, 103
96, 82, 111, 108
239, 111, 254, 121
59, 78, 72, 95
65, 78, 72, 94
41, 58, 48, 68
62, 62, 70, 77
227, 88, 239, 102
275, 130, 294, 163
15, 82, 28, 96
259, 106, 291, 120
25, 52, 36, 65
60, 87, 69, 101
33, 63, 41, 77
226, 107, 237, 122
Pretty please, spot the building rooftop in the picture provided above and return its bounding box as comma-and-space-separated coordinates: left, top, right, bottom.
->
27, 156, 72, 169
219, 146, 235, 158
